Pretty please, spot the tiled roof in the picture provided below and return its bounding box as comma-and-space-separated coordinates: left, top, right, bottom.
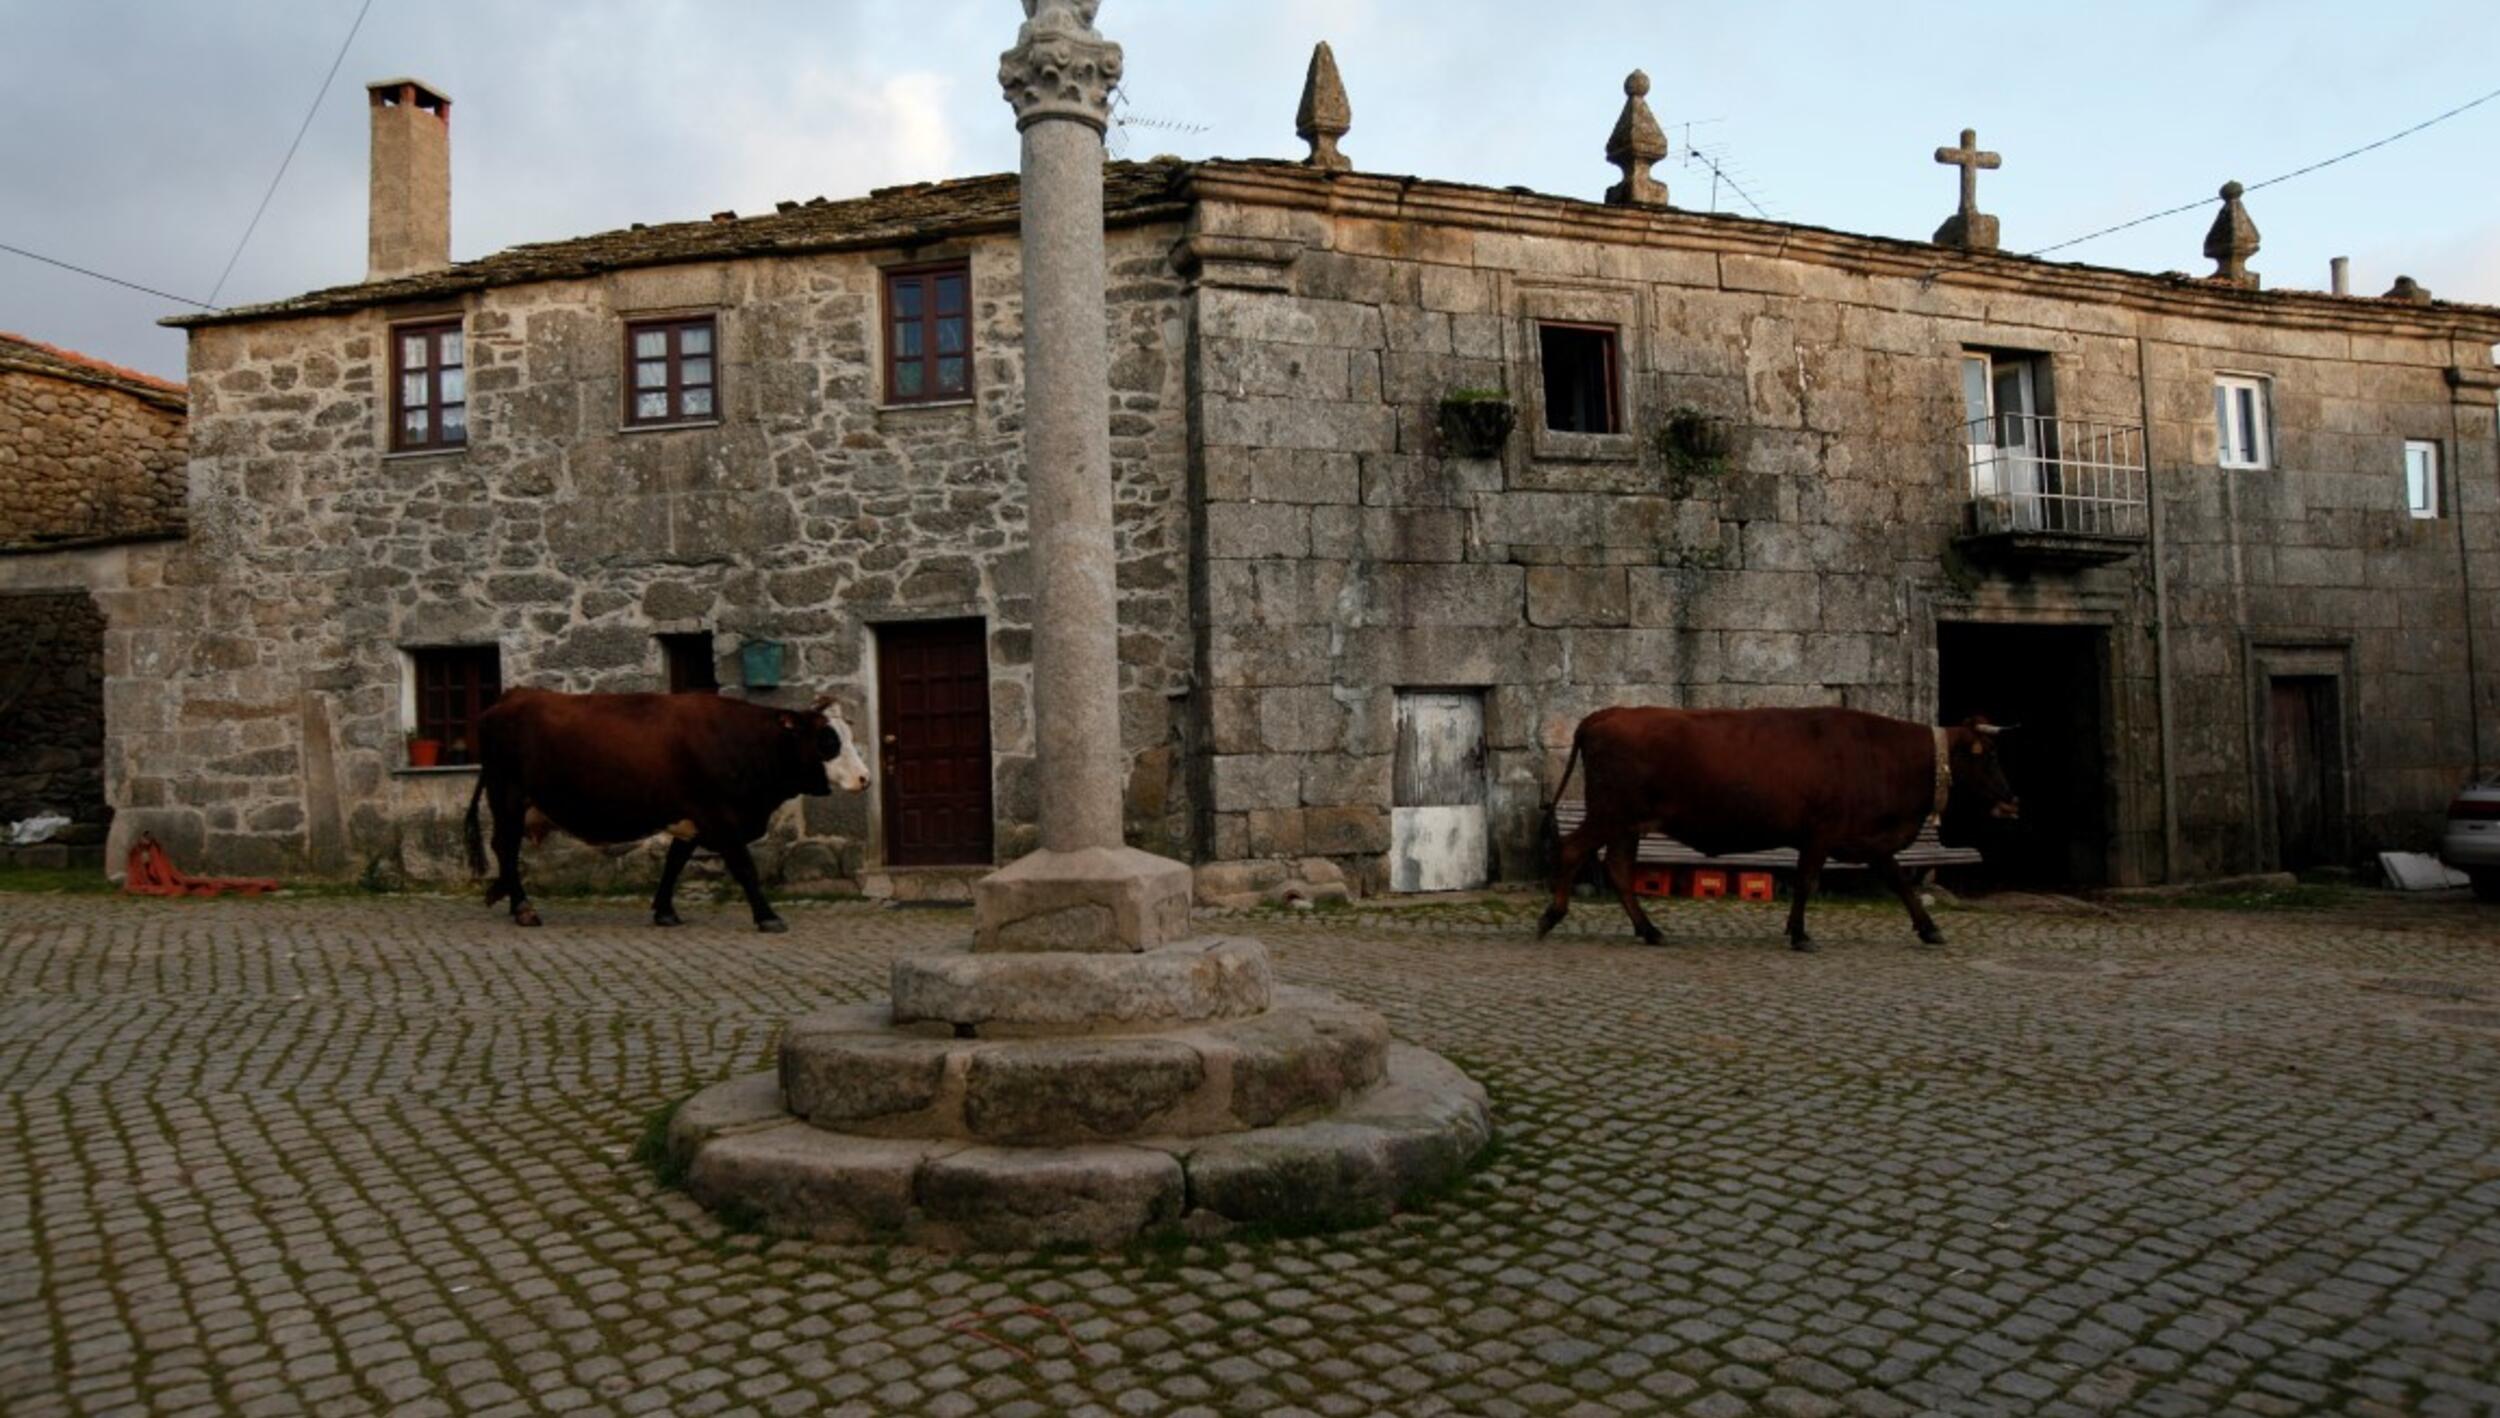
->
166, 160, 1195, 330
0, 330, 187, 407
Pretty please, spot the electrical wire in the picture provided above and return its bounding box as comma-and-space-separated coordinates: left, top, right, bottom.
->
0, 240, 218, 310
205, 0, 376, 307
2026, 82, 2500, 259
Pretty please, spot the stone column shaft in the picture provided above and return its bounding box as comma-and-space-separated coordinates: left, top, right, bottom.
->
1019, 115, 1124, 854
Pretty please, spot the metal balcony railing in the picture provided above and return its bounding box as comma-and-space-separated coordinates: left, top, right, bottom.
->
1960, 413, 2148, 538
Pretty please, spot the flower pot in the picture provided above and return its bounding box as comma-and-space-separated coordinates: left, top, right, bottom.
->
407, 738, 442, 769
1437, 397, 1515, 459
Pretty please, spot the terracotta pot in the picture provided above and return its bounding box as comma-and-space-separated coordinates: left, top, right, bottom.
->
407, 739, 442, 769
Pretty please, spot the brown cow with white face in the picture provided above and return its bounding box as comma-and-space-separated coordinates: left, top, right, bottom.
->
463, 688, 870, 931
1537, 705, 2019, 950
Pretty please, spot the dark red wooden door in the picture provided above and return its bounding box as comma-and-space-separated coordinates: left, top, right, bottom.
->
878, 619, 994, 866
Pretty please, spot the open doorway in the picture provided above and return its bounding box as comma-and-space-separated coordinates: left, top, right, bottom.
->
1937, 621, 2110, 889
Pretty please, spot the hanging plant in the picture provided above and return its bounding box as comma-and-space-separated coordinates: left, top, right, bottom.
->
1437, 388, 1516, 459
1658, 406, 1739, 477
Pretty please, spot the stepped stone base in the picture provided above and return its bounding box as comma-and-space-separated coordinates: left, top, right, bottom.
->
672, 1043, 1490, 1250
972, 845, 1194, 953
890, 936, 1272, 1031
781, 986, 1387, 1141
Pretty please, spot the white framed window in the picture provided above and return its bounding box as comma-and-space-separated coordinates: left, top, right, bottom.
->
2404, 440, 2441, 519
2214, 374, 2271, 469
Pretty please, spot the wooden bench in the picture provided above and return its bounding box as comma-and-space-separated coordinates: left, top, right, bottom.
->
1548, 801, 1982, 873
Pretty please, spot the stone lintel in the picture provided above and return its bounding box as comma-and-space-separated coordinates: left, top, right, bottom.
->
891, 935, 1273, 1028
973, 844, 1194, 952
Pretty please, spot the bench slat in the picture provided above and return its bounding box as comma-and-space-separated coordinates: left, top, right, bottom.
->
1549, 801, 1982, 870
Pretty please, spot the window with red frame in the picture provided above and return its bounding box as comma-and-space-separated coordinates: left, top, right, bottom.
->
625, 316, 717, 426
1538, 322, 1620, 434
392, 321, 467, 451
883, 263, 970, 404
409, 646, 501, 765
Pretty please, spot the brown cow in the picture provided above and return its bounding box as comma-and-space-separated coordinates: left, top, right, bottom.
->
463, 688, 870, 931
1536, 706, 2019, 950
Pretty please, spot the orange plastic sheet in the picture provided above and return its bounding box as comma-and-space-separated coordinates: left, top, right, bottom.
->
122, 834, 280, 898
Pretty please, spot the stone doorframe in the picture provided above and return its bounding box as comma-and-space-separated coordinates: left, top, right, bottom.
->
1923, 600, 2143, 886
2240, 636, 2358, 874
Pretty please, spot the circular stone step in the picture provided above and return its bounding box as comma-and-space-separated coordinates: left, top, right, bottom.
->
779, 987, 1388, 1143
671, 1042, 1491, 1250
889, 936, 1271, 1032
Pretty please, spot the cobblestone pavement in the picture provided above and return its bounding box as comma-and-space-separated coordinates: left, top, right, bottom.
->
4, 886, 2498, 1417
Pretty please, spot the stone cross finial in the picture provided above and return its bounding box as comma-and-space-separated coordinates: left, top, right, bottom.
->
2204, 181, 2261, 288
1604, 70, 1670, 208
1000, 0, 1123, 133
1931, 128, 2002, 251
1296, 42, 1352, 171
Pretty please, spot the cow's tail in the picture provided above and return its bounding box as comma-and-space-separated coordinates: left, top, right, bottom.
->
463, 772, 489, 879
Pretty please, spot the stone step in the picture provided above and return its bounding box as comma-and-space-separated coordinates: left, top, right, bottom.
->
889, 935, 1271, 1033
778, 987, 1387, 1144
671, 1042, 1492, 1250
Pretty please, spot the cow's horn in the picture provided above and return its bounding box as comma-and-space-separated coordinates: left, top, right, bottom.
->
1975, 723, 2009, 735
810, 693, 836, 712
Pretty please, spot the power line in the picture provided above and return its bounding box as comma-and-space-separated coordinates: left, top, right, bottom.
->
2026, 82, 2500, 259
205, 0, 375, 307
0, 240, 217, 310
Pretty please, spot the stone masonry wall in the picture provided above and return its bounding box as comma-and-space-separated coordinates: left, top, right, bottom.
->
0, 590, 108, 834
0, 363, 186, 550
1184, 170, 2500, 892
119, 222, 1194, 882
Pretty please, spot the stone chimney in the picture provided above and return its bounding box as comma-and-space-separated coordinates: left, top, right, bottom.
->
366, 79, 451, 281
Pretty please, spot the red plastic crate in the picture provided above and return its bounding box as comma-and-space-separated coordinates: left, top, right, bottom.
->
1685, 868, 1728, 900
1736, 872, 1776, 902
1631, 867, 1677, 898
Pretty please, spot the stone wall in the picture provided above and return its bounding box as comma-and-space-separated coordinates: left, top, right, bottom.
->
0, 590, 108, 836
0, 355, 186, 550
1182, 165, 2500, 891
122, 222, 1195, 882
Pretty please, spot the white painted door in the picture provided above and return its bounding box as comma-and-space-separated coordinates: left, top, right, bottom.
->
1391, 691, 1488, 893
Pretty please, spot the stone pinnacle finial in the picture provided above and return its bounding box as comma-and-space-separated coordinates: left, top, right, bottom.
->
1296, 41, 1352, 171
1000, 0, 1123, 133
2384, 275, 2434, 305
2204, 180, 2261, 289
1931, 127, 2002, 251
1604, 69, 1670, 208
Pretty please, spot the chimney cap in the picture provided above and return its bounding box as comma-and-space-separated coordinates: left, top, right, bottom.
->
367, 78, 451, 113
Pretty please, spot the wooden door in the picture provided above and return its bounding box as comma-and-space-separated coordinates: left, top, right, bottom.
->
2269, 676, 2341, 873
1390, 691, 1488, 892
877, 619, 993, 867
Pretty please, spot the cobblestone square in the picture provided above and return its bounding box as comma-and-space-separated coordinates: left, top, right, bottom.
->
3, 888, 2497, 1416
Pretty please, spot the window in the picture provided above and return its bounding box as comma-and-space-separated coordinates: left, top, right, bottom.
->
391, 322, 467, 451
1539, 322, 1620, 434
2405, 440, 2441, 519
2214, 374, 2271, 469
659, 632, 720, 693
408, 647, 501, 766
883, 263, 971, 404
625, 316, 717, 426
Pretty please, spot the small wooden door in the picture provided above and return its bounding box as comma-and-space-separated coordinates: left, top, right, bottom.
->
2269, 676, 2342, 873
876, 619, 994, 867
1390, 691, 1488, 892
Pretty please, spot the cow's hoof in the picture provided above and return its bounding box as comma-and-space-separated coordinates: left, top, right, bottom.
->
1917, 926, 1946, 946
755, 917, 789, 934
1534, 905, 1566, 939
1790, 936, 1818, 953
1633, 925, 1665, 947
653, 911, 683, 928
514, 907, 542, 928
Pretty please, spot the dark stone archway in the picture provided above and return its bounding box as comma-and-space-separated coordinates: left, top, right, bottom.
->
0, 590, 109, 857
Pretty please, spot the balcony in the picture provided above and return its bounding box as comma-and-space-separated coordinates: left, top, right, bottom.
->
1955, 413, 2147, 567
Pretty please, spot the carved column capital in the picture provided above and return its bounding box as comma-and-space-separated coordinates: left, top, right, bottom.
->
1000, 0, 1124, 132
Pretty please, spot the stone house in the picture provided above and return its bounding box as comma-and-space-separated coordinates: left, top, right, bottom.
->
0, 331, 187, 867
126, 72, 2500, 896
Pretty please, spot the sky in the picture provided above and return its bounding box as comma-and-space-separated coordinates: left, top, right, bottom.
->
4, 0, 2498, 381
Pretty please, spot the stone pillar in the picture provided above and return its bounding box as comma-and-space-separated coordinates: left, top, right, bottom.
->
980, 0, 1191, 952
